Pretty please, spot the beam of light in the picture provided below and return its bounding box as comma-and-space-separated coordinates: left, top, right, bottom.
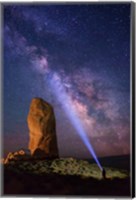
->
46, 72, 102, 171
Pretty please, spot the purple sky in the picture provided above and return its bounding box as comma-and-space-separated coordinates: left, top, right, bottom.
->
3, 3, 130, 158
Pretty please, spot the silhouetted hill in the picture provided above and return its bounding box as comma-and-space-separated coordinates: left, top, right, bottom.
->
87, 155, 130, 171
2, 156, 130, 196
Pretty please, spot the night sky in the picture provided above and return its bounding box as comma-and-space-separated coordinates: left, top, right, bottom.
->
3, 3, 131, 158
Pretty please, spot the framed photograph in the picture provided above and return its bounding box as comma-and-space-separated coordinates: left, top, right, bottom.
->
0, 1, 135, 198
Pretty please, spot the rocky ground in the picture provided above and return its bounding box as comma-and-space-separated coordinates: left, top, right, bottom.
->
1, 153, 130, 197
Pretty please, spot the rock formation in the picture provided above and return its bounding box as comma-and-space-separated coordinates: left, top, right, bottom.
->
3, 149, 31, 164
27, 98, 59, 158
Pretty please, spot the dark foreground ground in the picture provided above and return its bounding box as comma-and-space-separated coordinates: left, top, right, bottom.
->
3, 168, 130, 197
2, 155, 131, 197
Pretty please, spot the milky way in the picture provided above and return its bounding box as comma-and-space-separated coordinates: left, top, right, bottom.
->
3, 3, 131, 158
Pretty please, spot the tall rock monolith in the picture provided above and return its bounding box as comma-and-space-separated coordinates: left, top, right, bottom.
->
27, 98, 59, 158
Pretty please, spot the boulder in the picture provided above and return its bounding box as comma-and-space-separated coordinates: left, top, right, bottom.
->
3, 149, 31, 164
27, 98, 59, 158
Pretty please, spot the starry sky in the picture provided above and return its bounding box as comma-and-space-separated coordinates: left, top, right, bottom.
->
3, 3, 131, 158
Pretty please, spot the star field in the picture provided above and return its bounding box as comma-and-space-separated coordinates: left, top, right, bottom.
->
3, 3, 131, 158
